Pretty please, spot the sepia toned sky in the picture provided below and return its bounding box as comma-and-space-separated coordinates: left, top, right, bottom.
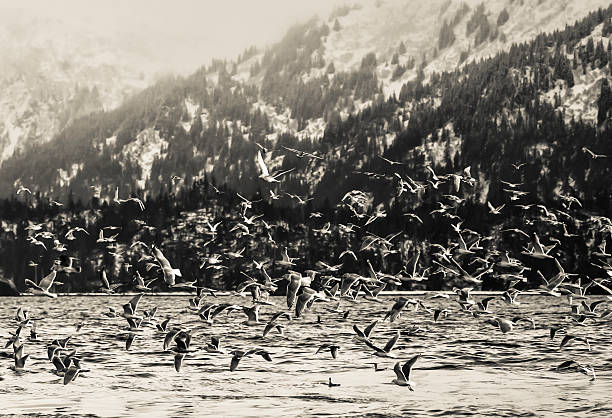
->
0, 0, 347, 73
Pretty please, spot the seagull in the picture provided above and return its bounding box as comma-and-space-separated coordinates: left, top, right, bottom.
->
262, 320, 285, 338
157, 318, 171, 332
403, 213, 424, 224
134, 271, 155, 292
122, 294, 143, 320
550, 326, 566, 341
63, 358, 82, 385
152, 245, 182, 286
484, 317, 514, 334
353, 320, 378, 342
364, 330, 401, 358
295, 287, 326, 318
286, 272, 302, 308
97, 229, 118, 244
229, 348, 272, 371
17, 186, 32, 195
560, 335, 591, 351
99, 268, 121, 293
278, 247, 298, 268
378, 155, 404, 166
487, 202, 505, 215
205, 336, 225, 354
256, 150, 295, 183
316, 343, 340, 359
582, 147, 607, 159
242, 305, 261, 326
282, 145, 323, 160
25, 264, 59, 298
13, 344, 29, 370
555, 360, 596, 381
391, 354, 420, 389
433, 309, 450, 322
114, 187, 145, 210
384, 298, 413, 322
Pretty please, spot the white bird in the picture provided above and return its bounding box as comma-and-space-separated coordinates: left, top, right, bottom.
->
152, 245, 182, 286
256, 150, 294, 183
114, 187, 145, 210
487, 202, 505, 215
25, 264, 59, 298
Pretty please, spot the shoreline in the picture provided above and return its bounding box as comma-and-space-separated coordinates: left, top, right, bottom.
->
1, 290, 549, 297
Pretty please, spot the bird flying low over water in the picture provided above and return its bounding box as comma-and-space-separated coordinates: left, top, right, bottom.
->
392, 354, 420, 389
353, 320, 378, 342
364, 330, 401, 358
229, 348, 272, 372
25, 264, 59, 298
152, 245, 182, 286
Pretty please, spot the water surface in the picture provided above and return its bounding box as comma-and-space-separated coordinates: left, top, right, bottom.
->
1, 294, 611, 417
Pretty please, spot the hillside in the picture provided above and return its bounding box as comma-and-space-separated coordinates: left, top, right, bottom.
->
0, 7, 180, 164
0, 0, 610, 206
1, 1, 612, 296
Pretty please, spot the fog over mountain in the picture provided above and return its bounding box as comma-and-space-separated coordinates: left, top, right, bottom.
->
0, 0, 344, 163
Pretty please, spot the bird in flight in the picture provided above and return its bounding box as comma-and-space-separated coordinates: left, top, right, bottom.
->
256, 150, 295, 183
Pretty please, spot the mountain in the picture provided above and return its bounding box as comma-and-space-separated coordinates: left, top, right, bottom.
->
0, 0, 610, 207
0, 7, 186, 165
1, 0, 612, 295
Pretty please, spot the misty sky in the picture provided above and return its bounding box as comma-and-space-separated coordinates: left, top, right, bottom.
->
0, 0, 346, 74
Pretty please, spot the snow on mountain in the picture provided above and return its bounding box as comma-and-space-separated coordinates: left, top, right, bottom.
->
0, 8, 159, 164
322, 0, 610, 97
0, 0, 610, 200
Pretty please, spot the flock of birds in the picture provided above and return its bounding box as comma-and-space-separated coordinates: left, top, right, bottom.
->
2, 144, 612, 391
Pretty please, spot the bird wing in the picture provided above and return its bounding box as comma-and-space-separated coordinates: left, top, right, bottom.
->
364, 320, 378, 337
211, 336, 220, 350
38, 270, 57, 291
402, 354, 420, 380
364, 338, 384, 353
352, 325, 365, 338
100, 270, 111, 290
63, 367, 80, 385
393, 361, 406, 381
295, 289, 315, 318
263, 321, 276, 337
52, 355, 66, 371
174, 353, 185, 372
129, 294, 143, 313
230, 355, 242, 372
372, 282, 386, 297
163, 329, 179, 351
256, 150, 270, 176
383, 330, 400, 352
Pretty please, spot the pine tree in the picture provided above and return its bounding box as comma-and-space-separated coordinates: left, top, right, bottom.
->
399, 41, 406, 54
597, 77, 612, 127
497, 8, 510, 26
438, 20, 456, 49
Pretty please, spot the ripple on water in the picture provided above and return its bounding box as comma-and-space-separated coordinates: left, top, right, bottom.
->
0, 294, 611, 417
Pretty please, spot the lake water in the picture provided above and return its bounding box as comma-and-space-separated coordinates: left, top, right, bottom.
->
1, 294, 611, 417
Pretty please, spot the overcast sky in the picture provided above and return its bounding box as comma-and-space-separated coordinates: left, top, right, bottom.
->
0, 0, 346, 73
